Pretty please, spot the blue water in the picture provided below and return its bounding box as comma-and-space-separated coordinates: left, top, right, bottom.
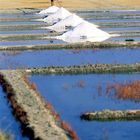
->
0, 48, 139, 69
84, 15, 140, 20
0, 39, 65, 46
102, 27, 140, 32
107, 37, 140, 42
0, 30, 48, 35
30, 74, 140, 140
0, 13, 37, 19
0, 87, 28, 140
90, 18, 140, 23
76, 10, 140, 17
0, 21, 46, 26
0, 9, 140, 140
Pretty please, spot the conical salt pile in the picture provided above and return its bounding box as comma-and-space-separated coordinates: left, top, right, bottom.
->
44, 14, 99, 32
42, 7, 72, 24
38, 6, 59, 16
44, 14, 84, 32
57, 21, 110, 43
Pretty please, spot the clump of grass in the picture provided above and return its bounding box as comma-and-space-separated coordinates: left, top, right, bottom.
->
106, 80, 140, 102
0, 130, 13, 140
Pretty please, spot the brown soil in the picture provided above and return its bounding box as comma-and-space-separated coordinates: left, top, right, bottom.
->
0, 0, 140, 10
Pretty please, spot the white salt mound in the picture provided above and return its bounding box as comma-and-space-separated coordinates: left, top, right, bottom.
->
38, 6, 59, 16
43, 7, 72, 24
44, 14, 98, 32
56, 21, 111, 43
44, 14, 84, 32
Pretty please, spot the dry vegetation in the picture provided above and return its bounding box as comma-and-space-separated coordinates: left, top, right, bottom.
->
0, 0, 140, 10
106, 80, 140, 102
113, 80, 140, 101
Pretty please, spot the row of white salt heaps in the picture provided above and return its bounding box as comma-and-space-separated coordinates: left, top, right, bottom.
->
37, 6, 113, 43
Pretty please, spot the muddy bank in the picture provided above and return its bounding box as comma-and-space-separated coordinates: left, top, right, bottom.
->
0, 70, 78, 140
25, 63, 140, 75
80, 110, 140, 121
0, 42, 139, 51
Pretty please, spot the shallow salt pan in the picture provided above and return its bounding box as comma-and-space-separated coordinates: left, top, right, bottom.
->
56, 21, 110, 43
44, 14, 99, 32
37, 6, 59, 16
42, 7, 72, 25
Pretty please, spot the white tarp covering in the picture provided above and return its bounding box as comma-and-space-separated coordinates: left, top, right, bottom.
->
44, 14, 99, 32
56, 21, 111, 43
37, 6, 59, 16
42, 7, 72, 24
